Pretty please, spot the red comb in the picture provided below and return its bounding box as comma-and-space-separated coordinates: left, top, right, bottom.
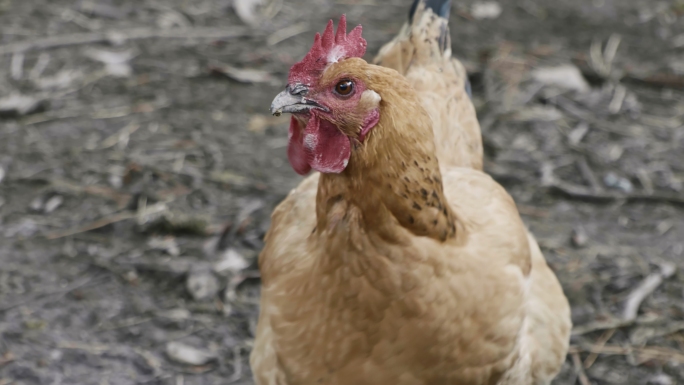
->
288, 15, 367, 86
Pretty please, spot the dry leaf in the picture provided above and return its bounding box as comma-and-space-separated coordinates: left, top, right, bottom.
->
531, 64, 590, 92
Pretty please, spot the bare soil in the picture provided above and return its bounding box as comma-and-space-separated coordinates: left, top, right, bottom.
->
0, 0, 683, 384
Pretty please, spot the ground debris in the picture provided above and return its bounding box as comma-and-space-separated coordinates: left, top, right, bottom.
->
0, 27, 251, 56
209, 62, 277, 84
165, 342, 217, 366
622, 263, 676, 321
83, 48, 136, 77
571, 226, 589, 248
213, 249, 250, 276
186, 268, 220, 302
0, 94, 44, 116
147, 236, 180, 256
138, 211, 210, 235
471, 2, 502, 20
531, 64, 590, 93
0, 1, 682, 384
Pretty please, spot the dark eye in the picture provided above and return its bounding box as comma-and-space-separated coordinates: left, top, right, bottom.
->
335, 80, 354, 96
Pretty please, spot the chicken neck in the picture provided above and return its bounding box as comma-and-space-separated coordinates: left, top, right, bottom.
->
313, 76, 457, 244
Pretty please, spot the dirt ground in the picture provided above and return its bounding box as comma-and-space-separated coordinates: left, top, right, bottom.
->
0, 0, 683, 384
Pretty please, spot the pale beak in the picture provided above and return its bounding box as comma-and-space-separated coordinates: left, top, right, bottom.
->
270, 85, 329, 116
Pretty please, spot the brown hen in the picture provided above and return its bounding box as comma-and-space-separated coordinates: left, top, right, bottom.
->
250, 2, 571, 384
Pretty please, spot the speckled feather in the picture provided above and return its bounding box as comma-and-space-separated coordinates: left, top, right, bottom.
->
373, 2, 483, 170
251, 6, 571, 385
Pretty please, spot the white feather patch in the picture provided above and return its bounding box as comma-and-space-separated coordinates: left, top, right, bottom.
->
327, 46, 345, 63
359, 90, 381, 107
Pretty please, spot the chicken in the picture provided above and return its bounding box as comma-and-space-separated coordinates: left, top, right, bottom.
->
373, 0, 483, 170
250, 1, 571, 384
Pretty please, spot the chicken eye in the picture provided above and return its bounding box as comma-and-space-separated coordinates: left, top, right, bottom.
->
334, 80, 354, 96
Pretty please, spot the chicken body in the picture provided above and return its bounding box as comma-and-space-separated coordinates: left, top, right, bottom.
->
252, 170, 570, 385
251, 2, 571, 384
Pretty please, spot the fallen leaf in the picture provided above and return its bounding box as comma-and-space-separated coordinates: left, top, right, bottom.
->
84, 48, 136, 78
531, 64, 590, 92
213, 248, 249, 275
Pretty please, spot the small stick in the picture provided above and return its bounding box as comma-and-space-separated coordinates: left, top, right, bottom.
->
545, 174, 684, 206
571, 352, 592, 385
45, 211, 137, 240
0, 27, 249, 56
516, 204, 550, 218
576, 157, 602, 193
622, 263, 676, 321
570, 344, 684, 364
583, 328, 616, 369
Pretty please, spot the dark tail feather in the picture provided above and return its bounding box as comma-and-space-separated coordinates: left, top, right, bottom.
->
409, 0, 452, 22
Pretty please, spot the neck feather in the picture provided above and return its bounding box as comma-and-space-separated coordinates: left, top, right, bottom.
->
315, 72, 456, 242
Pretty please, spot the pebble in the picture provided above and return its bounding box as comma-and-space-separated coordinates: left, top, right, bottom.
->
186, 268, 220, 301
165, 342, 216, 366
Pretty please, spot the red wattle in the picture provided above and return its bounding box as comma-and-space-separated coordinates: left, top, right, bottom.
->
285, 114, 351, 175
304, 115, 351, 174
287, 117, 312, 175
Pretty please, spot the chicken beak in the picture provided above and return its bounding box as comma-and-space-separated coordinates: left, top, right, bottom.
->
270, 90, 303, 116
270, 87, 329, 116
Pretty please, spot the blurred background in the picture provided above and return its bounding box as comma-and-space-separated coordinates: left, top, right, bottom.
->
0, 0, 682, 384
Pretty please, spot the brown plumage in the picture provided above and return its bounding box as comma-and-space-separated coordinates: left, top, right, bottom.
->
251, 3, 571, 385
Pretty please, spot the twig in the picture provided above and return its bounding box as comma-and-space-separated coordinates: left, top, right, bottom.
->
572, 318, 632, 336
583, 328, 615, 369
553, 96, 637, 137
0, 352, 16, 367
576, 157, 602, 194
622, 263, 676, 321
267, 22, 309, 46
46, 200, 170, 240
516, 204, 550, 218
542, 168, 684, 205
571, 352, 592, 385
226, 345, 243, 384
569, 344, 684, 364
97, 316, 152, 331
0, 275, 105, 312
45, 211, 137, 240
625, 72, 684, 89
0, 27, 249, 55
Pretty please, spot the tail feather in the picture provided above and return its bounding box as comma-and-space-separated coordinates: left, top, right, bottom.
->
409, 0, 451, 22
373, 0, 484, 170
